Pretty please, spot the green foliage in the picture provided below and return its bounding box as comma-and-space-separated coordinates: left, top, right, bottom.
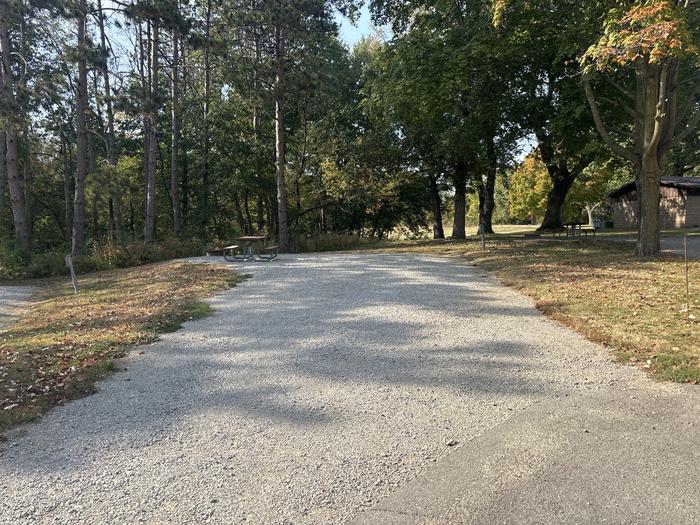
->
290, 233, 379, 252
3, 0, 700, 266
0, 239, 205, 280
492, 175, 512, 224
0, 243, 27, 280
506, 154, 633, 224
582, 1, 697, 72
569, 159, 631, 209
508, 157, 551, 222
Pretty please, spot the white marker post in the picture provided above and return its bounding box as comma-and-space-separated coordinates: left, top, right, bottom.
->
65, 255, 79, 294
478, 223, 486, 251
685, 235, 690, 320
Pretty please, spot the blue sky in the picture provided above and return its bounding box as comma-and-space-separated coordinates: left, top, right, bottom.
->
336, 4, 374, 47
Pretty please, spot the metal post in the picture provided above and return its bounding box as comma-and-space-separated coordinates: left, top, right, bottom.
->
685, 235, 690, 320
65, 255, 79, 294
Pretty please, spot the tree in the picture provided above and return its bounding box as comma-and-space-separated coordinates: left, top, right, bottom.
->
581, 0, 700, 256
0, 0, 30, 253
494, 1, 611, 233
144, 17, 159, 244
507, 156, 551, 223
170, 0, 182, 236
71, 0, 89, 255
96, 0, 121, 240
566, 161, 622, 226
370, 0, 524, 238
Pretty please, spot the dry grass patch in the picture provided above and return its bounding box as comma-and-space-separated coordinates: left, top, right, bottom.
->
0, 261, 243, 431
375, 238, 699, 383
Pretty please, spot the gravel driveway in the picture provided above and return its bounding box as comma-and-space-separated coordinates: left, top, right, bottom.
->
0, 253, 676, 524
0, 285, 36, 333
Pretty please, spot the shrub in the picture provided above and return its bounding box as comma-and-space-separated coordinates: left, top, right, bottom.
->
0, 238, 206, 281
0, 242, 26, 280
290, 233, 379, 253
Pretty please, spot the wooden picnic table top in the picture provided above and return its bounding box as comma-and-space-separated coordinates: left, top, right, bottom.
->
236, 235, 267, 241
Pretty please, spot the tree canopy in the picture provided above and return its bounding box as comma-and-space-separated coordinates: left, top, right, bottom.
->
0, 0, 698, 264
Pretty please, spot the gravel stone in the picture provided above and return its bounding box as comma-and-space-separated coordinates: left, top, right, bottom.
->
0, 253, 668, 524
0, 285, 36, 333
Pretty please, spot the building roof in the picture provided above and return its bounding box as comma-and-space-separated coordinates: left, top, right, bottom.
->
609, 177, 700, 199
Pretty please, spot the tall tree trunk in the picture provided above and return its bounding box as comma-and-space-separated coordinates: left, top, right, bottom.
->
582, 57, 699, 257
4, 133, 28, 251
91, 194, 99, 241
139, 20, 149, 226
170, 19, 182, 236
478, 134, 497, 234
243, 189, 253, 234
144, 20, 159, 244
181, 36, 189, 227
636, 157, 660, 256
72, 0, 89, 255
22, 148, 30, 235
428, 173, 444, 239
0, 6, 29, 252
256, 195, 264, 232
61, 133, 73, 240
182, 137, 189, 225
200, 0, 211, 236
230, 190, 244, 234
96, 0, 120, 240
538, 168, 575, 231
0, 131, 6, 236
252, 16, 265, 233
535, 130, 578, 232
635, 64, 663, 257
129, 200, 135, 240
275, 27, 289, 252
451, 162, 467, 240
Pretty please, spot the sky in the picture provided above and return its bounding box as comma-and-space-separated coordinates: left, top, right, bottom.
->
335, 5, 375, 48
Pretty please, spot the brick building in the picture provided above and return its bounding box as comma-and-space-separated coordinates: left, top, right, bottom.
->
610, 177, 700, 229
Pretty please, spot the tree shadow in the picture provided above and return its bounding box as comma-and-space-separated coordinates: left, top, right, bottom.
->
2, 253, 580, 479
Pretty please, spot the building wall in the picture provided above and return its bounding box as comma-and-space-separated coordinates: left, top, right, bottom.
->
659, 186, 686, 228
613, 191, 638, 229
687, 193, 700, 228
613, 187, 699, 229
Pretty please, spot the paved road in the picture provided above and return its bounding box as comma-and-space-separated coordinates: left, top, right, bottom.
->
1, 254, 697, 524
603, 234, 700, 259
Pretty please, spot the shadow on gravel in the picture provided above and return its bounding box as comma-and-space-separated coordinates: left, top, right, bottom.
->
3, 254, 562, 477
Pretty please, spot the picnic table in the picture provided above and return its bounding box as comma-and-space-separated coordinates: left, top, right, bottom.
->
564, 222, 584, 237
222, 236, 278, 262
561, 222, 597, 237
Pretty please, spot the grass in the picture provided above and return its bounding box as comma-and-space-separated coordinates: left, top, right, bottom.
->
0, 261, 244, 431
441, 224, 538, 238
371, 236, 700, 383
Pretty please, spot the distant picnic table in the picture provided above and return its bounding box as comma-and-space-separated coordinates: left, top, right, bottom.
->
222, 236, 278, 262
560, 222, 596, 237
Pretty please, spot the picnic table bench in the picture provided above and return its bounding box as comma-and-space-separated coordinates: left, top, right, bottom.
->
580, 225, 597, 237
221, 236, 278, 262
545, 223, 597, 238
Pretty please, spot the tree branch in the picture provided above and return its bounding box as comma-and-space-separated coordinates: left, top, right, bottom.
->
612, 127, 635, 140
582, 76, 638, 164
603, 74, 634, 101
675, 80, 700, 125
648, 62, 670, 152
669, 109, 700, 148
601, 96, 637, 120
